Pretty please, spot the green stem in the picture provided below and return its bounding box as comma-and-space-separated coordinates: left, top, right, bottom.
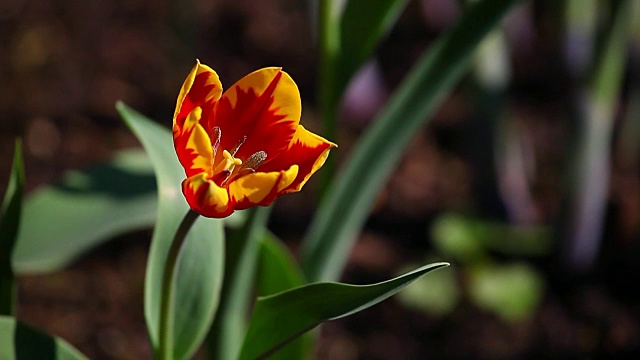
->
156, 209, 200, 360
318, 0, 340, 197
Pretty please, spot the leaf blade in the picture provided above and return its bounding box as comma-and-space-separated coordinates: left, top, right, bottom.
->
256, 231, 306, 297
253, 232, 310, 360
13, 149, 157, 273
239, 262, 448, 360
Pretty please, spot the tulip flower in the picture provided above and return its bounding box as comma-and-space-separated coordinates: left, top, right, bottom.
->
173, 61, 336, 218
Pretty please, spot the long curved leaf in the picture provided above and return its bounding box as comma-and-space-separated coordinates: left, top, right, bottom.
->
317, 0, 410, 188
117, 102, 224, 360
302, 0, 521, 282
0, 316, 87, 360
239, 262, 448, 360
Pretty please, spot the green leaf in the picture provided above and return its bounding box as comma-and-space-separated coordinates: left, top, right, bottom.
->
12, 149, 157, 274
256, 231, 306, 297
1, 140, 24, 315
0, 315, 87, 360
302, 0, 522, 282
558, 0, 635, 270
336, 0, 410, 96
13, 149, 245, 275
431, 213, 552, 261
238, 262, 448, 360
117, 102, 224, 360
468, 263, 543, 322
208, 206, 270, 360
316, 0, 410, 191
253, 232, 309, 360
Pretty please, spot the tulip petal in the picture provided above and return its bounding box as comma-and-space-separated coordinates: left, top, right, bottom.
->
229, 165, 299, 209
182, 173, 233, 218
213, 68, 300, 165
173, 107, 214, 177
259, 125, 336, 193
174, 60, 222, 132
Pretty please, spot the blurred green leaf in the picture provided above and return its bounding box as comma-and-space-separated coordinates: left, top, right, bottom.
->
13, 149, 245, 275
431, 213, 551, 261
431, 214, 486, 262
317, 0, 410, 192
12, 149, 156, 274
117, 102, 224, 360
473, 29, 511, 91
1, 141, 24, 316
559, 0, 634, 271
256, 231, 306, 296
238, 262, 448, 360
208, 206, 270, 360
254, 232, 309, 360
564, 0, 597, 78
303, 0, 522, 282
0, 316, 87, 360
316, 0, 342, 188
468, 263, 543, 322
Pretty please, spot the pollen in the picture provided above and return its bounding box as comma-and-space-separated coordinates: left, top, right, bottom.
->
241, 150, 267, 171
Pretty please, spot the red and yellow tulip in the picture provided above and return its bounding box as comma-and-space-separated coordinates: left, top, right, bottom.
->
173, 60, 336, 218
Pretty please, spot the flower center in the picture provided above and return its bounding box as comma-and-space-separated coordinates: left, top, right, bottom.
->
209, 126, 267, 186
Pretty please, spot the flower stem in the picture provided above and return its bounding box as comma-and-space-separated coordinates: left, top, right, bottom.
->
156, 209, 200, 360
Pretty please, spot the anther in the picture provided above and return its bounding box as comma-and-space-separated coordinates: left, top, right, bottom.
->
241, 151, 267, 171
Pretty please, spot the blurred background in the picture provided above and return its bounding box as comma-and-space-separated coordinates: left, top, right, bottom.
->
2, 0, 640, 358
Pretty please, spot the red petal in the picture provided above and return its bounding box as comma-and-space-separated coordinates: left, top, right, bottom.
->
182, 173, 234, 218
212, 68, 300, 166
228, 165, 299, 209
259, 125, 336, 193
174, 60, 222, 133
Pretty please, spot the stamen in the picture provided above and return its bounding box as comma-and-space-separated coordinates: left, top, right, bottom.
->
230, 135, 247, 156
241, 151, 267, 171
211, 126, 221, 158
